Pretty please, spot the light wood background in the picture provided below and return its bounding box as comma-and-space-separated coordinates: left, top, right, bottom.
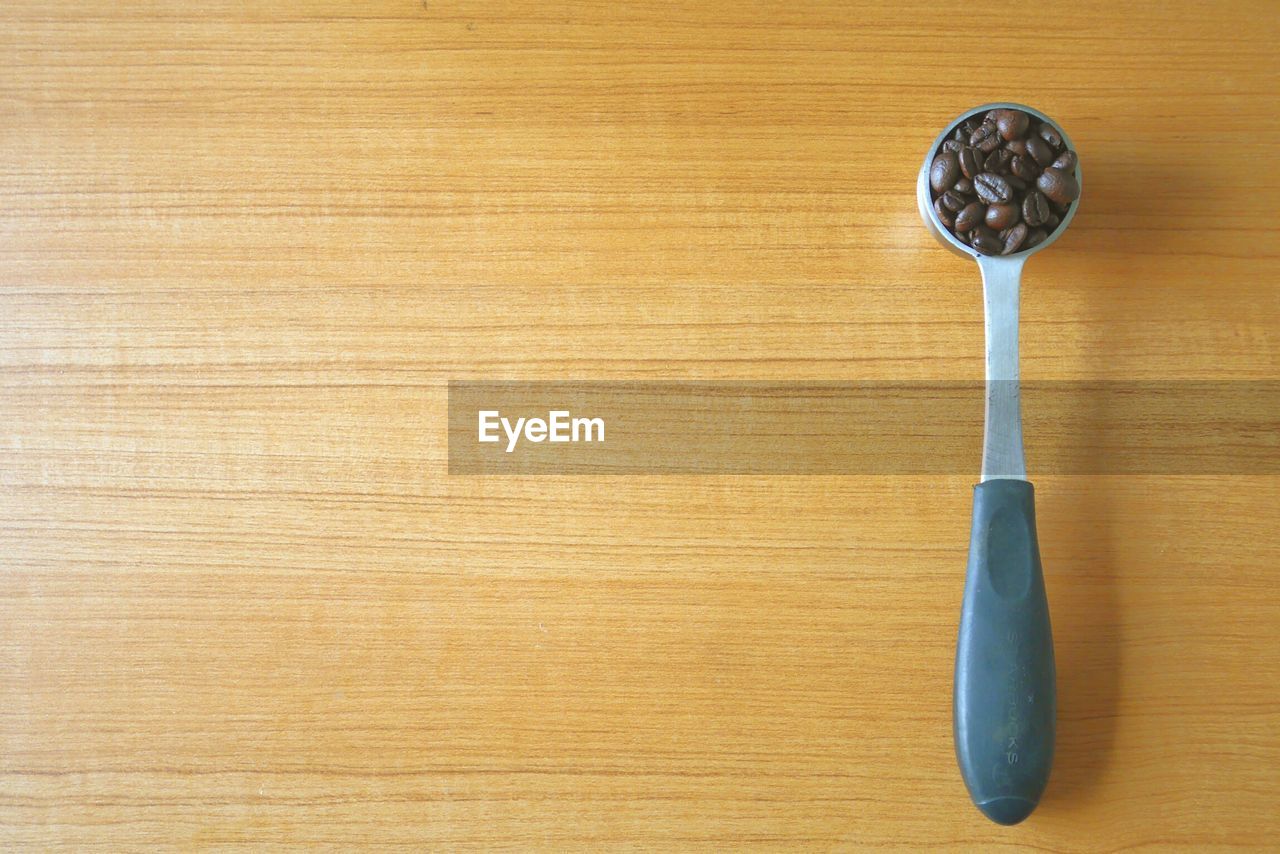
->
2, 1, 1278, 849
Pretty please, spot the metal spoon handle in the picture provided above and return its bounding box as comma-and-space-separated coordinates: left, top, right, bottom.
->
979, 257, 1026, 482
953, 256, 1055, 825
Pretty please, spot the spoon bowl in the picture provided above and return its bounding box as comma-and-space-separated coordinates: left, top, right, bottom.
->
916, 101, 1082, 262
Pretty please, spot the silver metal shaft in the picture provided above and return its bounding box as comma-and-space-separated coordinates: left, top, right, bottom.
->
978, 256, 1027, 481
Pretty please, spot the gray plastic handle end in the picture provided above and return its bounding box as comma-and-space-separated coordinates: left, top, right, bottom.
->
954, 479, 1055, 825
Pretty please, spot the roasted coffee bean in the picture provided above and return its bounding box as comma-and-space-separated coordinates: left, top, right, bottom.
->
971, 226, 1003, 255
1024, 228, 1048, 250
953, 177, 974, 195
1051, 149, 1077, 172
1001, 222, 1028, 255
1010, 154, 1039, 182
984, 148, 1013, 173
992, 109, 1030, 141
974, 172, 1014, 204
1037, 166, 1080, 204
1006, 139, 1028, 156
984, 203, 1019, 231
1037, 122, 1063, 150
954, 202, 986, 233
933, 197, 955, 228
941, 190, 968, 213
1003, 172, 1027, 192
941, 139, 963, 154
970, 121, 1001, 153
958, 146, 984, 180
930, 151, 961, 193
969, 120, 996, 144
1044, 212, 1061, 231
1022, 190, 1050, 227
1026, 135, 1054, 166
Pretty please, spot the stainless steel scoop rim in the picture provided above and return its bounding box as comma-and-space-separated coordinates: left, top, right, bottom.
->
915, 102, 1082, 262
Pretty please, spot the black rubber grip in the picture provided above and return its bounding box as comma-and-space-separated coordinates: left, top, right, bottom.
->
954, 479, 1055, 825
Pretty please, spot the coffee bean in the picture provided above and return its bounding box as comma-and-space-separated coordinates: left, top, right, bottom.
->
933, 197, 955, 228
958, 146, 984, 179
1051, 149, 1077, 172
940, 139, 963, 154
992, 109, 1030, 141
930, 151, 961, 193
974, 172, 1013, 204
1037, 122, 1063, 150
941, 190, 967, 212
953, 177, 974, 195
985, 203, 1018, 231
1003, 172, 1027, 192
1006, 139, 1028, 156
1044, 212, 1061, 231
969, 120, 995, 144
1022, 190, 1050, 227
984, 148, 1013, 173
1036, 166, 1080, 205
1024, 228, 1048, 250
954, 202, 986, 233
970, 121, 1001, 153
1026, 136, 1055, 167
1001, 222, 1028, 254
971, 226, 1003, 255
1010, 154, 1039, 182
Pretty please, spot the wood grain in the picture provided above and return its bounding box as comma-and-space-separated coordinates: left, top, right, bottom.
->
1, 0, 1278, 849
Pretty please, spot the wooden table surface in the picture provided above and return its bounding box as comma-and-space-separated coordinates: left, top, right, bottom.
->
2, 1, 1278, 849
